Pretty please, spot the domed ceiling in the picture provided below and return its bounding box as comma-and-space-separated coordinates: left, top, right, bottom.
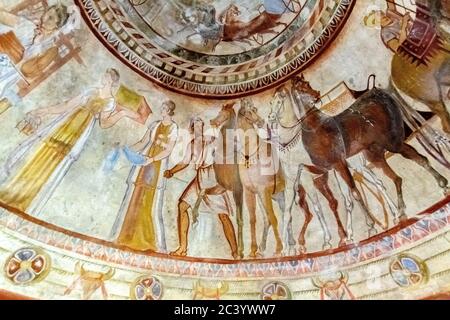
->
0, 0, 449, 301
77, 0, 355, 97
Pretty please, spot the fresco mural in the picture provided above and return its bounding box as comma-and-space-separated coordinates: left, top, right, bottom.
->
0, 0, 449, 300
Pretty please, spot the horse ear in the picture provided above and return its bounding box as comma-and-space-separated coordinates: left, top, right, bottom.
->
227, 102, 236, 109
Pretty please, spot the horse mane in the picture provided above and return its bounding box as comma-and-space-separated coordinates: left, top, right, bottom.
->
219, 4, 239, 24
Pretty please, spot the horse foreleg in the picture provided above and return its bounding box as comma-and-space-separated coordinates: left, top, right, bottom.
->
186, 33, 200, 42
364, 150, 406, 223
334, 161, 377, 237
355, 155, 399, 224
257, 195, 270, 256
211, 38, 222, 52
259, 190, 283, 256
273, 191, 296, 256
233, 188, 244, 259
308, 192, 332, 250
297, 184, 313, 253
313, 173, 348, 246
245, 190, 259, 258
333, 170, 355, 243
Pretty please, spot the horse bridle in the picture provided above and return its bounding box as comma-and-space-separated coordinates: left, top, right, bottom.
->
272, 89, 322, 131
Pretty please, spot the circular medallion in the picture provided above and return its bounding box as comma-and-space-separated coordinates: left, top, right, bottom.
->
130, 275, 163, 300
4, 247, 51, 285
260, 281, 292, 300
389, 254, 429, 288
76, 0, 355, 98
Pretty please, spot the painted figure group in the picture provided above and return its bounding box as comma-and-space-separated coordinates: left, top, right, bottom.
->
0, 0, 448, 259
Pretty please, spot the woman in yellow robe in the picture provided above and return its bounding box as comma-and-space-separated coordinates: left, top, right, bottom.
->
112, 101, 178, 252
0, 68, 132, 215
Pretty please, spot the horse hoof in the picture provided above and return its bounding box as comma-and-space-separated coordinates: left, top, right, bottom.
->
398, 214, 408, 224
443, 186, 450, 196
298, 245, 307, 255
338, 239, 347, 247
345, 238, 355, 245
289, 246, 298, 256
169, 248, 187, 257
231, 253, 240, 260
368, 227, 377, 237
249, 252, 263, 259
273, 252, 283, 258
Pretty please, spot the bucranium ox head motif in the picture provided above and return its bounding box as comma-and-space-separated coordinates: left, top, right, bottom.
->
64, 262, 115, 300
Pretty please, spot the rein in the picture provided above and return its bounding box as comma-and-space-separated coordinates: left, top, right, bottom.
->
273, 90, 323, 130
281, 0, 299, 14
269, 90, 332, 151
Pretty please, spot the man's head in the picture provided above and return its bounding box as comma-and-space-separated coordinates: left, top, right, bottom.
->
40, 4, 70, 32
189, 116, 204, 136
363, 10, 392, 28
102, 68, 120, 88
161, 100, 176, 117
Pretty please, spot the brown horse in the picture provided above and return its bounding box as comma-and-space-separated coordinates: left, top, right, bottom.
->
219, 4, 287, 46
391, 1, 450, 133
210, 102, 244, 259
211, 101, 296, 257
272, 75, 448, 247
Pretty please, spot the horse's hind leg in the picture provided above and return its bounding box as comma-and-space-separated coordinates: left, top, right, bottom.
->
297, 184, 313, 253
313, 173, 348, 246
233, 188, 244, 259
245, 190, 259, 258
334, 160, 377, 237
260, 189, 283, 256
432, 65, 450, 133
273, 191, 296, 255
276, 22, 288, 28
364, 150, 407, 222
257, 198, 270, 256
400, 143, 449, 191
430, 100, 450, 134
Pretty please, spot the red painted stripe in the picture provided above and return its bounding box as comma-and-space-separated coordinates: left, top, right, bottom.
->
0, 289, 34, 300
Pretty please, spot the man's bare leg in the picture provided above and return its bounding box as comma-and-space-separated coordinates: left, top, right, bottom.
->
218, 213, 238, 259
170, 201, 190, 256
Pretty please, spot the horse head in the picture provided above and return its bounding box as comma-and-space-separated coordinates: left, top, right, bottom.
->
210, 102, 236, 128
291, 74, 321, 116
223, 4, 241, 23
238, 98, 265, 129
270, 85, 290, 121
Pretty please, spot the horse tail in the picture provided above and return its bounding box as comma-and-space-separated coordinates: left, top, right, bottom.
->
388, 79, 423, 134
388, 78, 450, 169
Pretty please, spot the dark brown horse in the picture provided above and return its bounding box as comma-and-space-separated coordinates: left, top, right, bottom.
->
272, 75, 448, 247
219, 4, 288, 46
210, 102, 244, 259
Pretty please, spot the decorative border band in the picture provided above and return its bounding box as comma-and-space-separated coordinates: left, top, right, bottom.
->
0, 197, 449, 278
75, 0, 356, 99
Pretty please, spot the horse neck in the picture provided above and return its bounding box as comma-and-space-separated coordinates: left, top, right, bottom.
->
302, 105, 328, 132
219, 112, 237, 148
238, 116, 265, 151
222, 7, 235, 23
